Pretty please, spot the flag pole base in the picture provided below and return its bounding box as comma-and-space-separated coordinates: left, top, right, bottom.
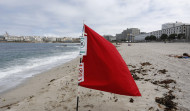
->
76, 96, 79, 111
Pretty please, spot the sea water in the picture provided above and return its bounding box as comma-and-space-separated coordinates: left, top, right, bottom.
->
0, 43, 80, 93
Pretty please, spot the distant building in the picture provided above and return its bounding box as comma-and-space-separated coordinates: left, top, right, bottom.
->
34, 36, 43, 42
134, 33, 150, 42
162, 21, 190, 30
116, 28, 140, 42
127, 28, 141, 36
103, 35, 116, 42
1, 31, 79, 43
0, 35, 5, 41
149, 30, 162, 39
149, 24, 190, 41
43, 37, 56, 42
23, 36, 37, 42
3, 32, 24, 42
72, 38, 80, 43
64, 37, 72, 42
56, 37, 80, 43
56, 38, 66, 42
116, 33, 122, 41
140, 32, 147, 34
5, 36, 24, 42
4, 32, 9, 38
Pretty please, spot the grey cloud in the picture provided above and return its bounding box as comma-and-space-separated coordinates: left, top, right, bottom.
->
0, 0, 190, 37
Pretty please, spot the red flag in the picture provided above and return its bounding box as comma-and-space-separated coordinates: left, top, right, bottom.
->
79, 24, 141, 96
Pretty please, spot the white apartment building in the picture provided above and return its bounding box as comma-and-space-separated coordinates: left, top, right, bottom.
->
162, 21, 187, 30
5, 36, 24, 42
149, 24, 190, 41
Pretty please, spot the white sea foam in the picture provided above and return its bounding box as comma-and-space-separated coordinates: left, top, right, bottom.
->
0, 50, 79, 93
0, 51, 79, 79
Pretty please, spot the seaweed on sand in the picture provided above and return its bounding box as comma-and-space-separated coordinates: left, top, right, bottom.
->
155, 90, 177, 111
151, 79, 176, 89
140, 62, 152, 66
158, 69, 168, 74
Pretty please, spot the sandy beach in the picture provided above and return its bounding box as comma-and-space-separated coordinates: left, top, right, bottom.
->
0, 43, 190, 111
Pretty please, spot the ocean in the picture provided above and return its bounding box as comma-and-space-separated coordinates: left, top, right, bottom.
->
0, 43, 80, 93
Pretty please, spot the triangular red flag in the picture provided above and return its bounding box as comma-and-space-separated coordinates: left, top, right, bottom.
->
79, 24, 141, 96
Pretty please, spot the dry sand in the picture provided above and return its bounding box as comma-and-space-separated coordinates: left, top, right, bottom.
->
0, 43, 190, 111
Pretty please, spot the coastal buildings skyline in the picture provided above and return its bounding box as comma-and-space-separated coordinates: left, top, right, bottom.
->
111, 21, 190, 42
0, 32, 80, 43
1, 21, 190, 43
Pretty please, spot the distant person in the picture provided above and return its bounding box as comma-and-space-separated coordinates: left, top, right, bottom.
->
170, 53, 190, 58
179, 53, 190, 58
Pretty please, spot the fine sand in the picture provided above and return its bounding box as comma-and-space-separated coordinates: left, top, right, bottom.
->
0, 43, 190, 111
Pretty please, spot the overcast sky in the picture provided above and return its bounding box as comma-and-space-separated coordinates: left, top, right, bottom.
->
0, 0, 190, 37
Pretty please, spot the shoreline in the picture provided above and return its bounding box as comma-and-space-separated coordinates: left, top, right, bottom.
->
0, 43, 190, 111
0, 56, 79, 95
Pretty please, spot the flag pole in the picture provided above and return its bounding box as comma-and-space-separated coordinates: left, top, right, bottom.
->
76, 92, 79, 111
76, 22, 85, 111
76, 58, 82, 111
